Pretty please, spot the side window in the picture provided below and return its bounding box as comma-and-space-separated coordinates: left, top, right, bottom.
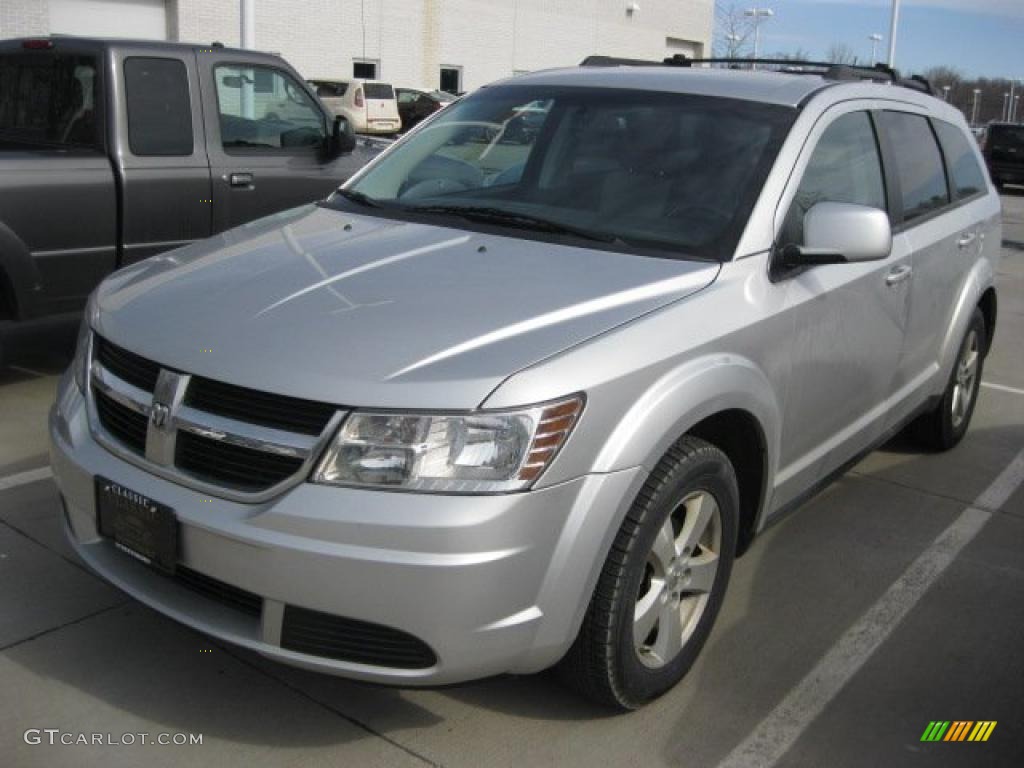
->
781, 111, 886, 246
934, 120, 987, 200
877, 111, 950, 223
124, 57, 193, 156
0, 53, 99, 148
397, 90, 417, 104
214, 65, 325, 151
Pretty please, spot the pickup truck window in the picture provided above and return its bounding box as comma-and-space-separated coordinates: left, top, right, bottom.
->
0, 53, 99, 148
214, 64, 325, 151
124, 57, 193, 156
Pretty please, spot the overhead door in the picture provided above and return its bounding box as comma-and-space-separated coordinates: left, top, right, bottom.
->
49, 0, 168, 41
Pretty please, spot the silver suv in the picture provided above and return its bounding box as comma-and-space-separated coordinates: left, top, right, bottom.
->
50, 59, 1001, 709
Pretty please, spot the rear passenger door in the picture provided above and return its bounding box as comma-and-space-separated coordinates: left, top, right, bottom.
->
876, 111, 982, 427
196, 54, 350, 232
114, 49, 212, 264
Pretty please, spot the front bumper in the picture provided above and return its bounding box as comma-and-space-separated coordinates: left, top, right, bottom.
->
49, 374, 644, 685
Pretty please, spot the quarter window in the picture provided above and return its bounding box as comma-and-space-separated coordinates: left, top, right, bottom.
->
0, 53, 99, 148
934, 120, 987, 200
781, 111, 886, 246
124, 57, 193, 156
214, 65, 325, 151
878, 111, 950, 223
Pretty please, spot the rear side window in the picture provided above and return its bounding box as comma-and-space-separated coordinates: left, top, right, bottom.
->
124, 57, 193, 156
781, 111, 886, 246
988, 125, 1024, 150
363, 83, 394, 100
934, 120, 987, 200
313, 81, 348, 98
0, 52, 99, 147
878, 112, 950, 223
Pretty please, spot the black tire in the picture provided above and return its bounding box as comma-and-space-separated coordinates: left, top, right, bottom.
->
557, 436, 739, 709
910, 308, 986, 451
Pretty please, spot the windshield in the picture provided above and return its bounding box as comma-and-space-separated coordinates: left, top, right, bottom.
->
331, 85, 795, 261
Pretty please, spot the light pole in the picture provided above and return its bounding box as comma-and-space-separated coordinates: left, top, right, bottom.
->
1003, 93, 1010, 122
868, 33, 883, 65
942, 85, 951, 102
971, 88, 981, 128
725, 33, 742, 58
744, 8, 774, 69
887, 0, 900, 67
1013, 94, 1021, 123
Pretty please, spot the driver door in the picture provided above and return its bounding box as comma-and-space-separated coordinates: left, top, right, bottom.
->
196, 52, 342, 231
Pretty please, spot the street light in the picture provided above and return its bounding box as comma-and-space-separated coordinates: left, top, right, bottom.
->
868, 33, 883, 65
725, 33, 742, 58
1003, 93, 1010, 122
1013, 94, 1021, 123
971, 88, 981, 128
942, 85, 951, 102
744, 8, 774, 69
887, 0, 900, 67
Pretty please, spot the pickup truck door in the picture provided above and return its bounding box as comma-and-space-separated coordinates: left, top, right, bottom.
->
196, 52, 353, 232
770, 107, 909, 509
110, 46, 212, 264
0, 41, 117, 317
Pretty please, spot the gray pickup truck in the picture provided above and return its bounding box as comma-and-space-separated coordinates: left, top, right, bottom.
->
0, 36, 375, 364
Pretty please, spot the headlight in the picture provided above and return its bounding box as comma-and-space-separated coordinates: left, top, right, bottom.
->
312, 395, 584, 493
71, 313, 93, 393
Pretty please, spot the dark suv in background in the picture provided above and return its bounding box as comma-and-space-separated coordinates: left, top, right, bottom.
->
982, 122, 1024, 189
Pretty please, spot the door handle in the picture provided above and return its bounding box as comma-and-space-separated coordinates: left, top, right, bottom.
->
227, 172, 255, 188
957, 232, 977, 249
885, 265, 912, 286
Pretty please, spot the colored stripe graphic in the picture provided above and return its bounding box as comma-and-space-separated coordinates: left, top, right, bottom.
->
945, 721, 973, 741
921, 721, 996, 742
969, 722, 997, 742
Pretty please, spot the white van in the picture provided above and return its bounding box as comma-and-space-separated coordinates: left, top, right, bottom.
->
309, 78, 400, 135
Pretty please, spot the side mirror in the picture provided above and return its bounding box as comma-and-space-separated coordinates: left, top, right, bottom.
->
326, 114, 356, 159
772, 202, 892, 280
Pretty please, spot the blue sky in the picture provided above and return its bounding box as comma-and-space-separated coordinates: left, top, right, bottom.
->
746, 0, 1024, 80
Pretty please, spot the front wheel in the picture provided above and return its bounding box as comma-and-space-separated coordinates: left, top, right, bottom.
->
557, 436, 739, 709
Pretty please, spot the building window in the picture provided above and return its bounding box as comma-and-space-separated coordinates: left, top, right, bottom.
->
353, 59, 378, 79
440, 66, 462, 95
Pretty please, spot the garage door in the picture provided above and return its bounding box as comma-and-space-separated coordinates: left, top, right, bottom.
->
49, 0, 168, 41
666, 37, 699, 59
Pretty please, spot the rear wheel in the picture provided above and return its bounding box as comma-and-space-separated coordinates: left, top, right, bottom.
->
557, 436, 738, 709
911, 308, 986, 451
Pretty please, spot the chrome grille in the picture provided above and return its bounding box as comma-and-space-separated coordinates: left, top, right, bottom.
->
86, 335, 344, 501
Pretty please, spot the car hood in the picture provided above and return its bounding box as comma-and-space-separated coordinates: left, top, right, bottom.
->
94, 205, 719, 409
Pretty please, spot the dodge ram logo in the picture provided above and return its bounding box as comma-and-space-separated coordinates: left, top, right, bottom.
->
150, 402, 170, 429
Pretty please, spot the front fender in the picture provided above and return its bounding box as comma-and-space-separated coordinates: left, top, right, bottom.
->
591, 354, 780, 480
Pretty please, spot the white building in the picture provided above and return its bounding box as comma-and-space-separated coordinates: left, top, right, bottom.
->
0, 0, 713, 91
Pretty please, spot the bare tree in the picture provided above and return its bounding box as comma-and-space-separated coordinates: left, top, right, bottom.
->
825, 42, 858, 65
713, 1, 754, 58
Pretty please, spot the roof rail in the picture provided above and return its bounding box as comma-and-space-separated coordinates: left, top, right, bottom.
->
580, 55, 934, 96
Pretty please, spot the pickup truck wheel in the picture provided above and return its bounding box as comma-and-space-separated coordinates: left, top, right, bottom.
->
557, 436, 738, 709
912, 308, 986, 451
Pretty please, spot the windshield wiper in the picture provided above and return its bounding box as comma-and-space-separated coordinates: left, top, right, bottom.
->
400, 204, 617, 244
335, 188, 386, 208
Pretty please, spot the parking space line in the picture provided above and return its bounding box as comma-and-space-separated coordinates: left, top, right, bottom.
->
982, 380, 1024, 397
0, 466, 53, 492
716, 449, 1024, 768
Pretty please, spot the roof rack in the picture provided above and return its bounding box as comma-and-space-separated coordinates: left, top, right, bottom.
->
579, 55, 934, 96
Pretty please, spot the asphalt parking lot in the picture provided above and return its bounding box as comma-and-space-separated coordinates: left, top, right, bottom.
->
2, 192, 1023, 767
